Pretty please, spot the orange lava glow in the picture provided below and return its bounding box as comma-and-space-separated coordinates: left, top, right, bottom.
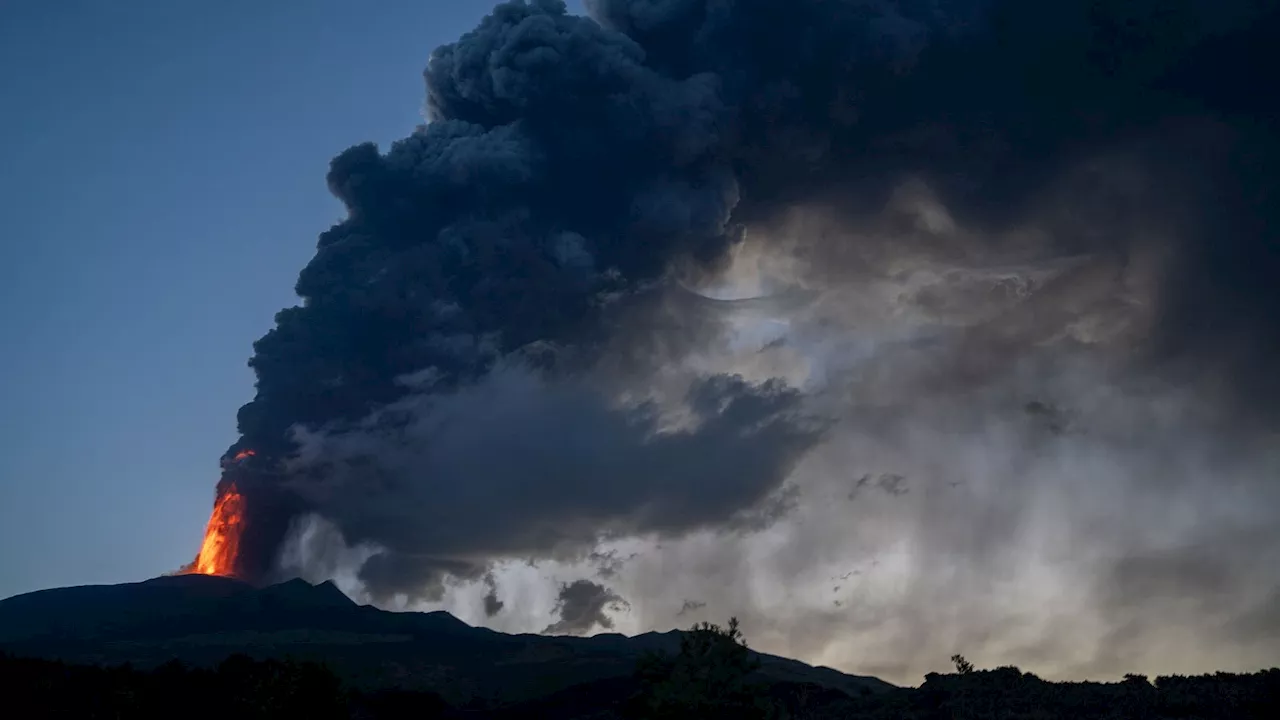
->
188, 484, 246, 577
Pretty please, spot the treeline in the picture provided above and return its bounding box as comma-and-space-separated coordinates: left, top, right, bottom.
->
617, 621, 1280, 720
5, 629, 1280, 719
820, 666, 1280, 720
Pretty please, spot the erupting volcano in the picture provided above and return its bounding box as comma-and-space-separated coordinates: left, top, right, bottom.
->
153, 1, 1279, 675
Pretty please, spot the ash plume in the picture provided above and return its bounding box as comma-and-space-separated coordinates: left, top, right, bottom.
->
208, 0, 1280, 679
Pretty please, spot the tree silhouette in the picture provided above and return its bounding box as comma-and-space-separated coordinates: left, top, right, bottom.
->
625, 617, 782, 719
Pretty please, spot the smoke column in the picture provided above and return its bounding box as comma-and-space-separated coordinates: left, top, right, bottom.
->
211, 0, 1279, 680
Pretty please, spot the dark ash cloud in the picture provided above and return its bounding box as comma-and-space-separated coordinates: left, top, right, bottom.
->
282, 367, 822, 594
483, 573, 505, 617
195, 0, 1280, 670
589, 549, 638, 579
544, 579, 629, 635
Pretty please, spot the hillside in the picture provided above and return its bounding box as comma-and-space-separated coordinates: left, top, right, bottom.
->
0, 575, 890, 708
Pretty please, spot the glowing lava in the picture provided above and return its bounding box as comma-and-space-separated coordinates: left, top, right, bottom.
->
188, 484, 246, 577
223, 448, 256, 467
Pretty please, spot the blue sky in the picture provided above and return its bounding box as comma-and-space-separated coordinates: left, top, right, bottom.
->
0, 0, 586, 599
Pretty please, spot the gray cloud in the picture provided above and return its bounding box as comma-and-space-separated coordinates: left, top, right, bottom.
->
677, 599, 706, 616
589, 549, 638, 579
558, 171, 1280, 683
544, 579, 629, 635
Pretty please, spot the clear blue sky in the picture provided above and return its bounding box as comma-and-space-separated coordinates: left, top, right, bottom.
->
0, 0, 584, 599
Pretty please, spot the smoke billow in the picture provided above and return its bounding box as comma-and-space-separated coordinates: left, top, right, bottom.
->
281, 366, 820, 601
213, 0, 1280, 682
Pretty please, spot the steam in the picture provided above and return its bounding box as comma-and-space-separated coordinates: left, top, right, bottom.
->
214, 0, 1280, 683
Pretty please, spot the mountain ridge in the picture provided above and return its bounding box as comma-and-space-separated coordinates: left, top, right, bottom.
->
0, 575, 891, 707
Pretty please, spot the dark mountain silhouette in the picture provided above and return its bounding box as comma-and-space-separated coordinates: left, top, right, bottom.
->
5, 577, 1279, 718
0, 575, 890, 708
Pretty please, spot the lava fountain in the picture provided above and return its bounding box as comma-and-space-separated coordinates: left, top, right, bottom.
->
187, 485, 246, 576
181, 449, 256, 577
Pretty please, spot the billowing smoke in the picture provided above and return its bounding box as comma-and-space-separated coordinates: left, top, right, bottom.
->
213, 0, 1280, 682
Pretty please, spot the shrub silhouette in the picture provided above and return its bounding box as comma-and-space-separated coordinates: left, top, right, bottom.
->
624, 616, 783, 719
